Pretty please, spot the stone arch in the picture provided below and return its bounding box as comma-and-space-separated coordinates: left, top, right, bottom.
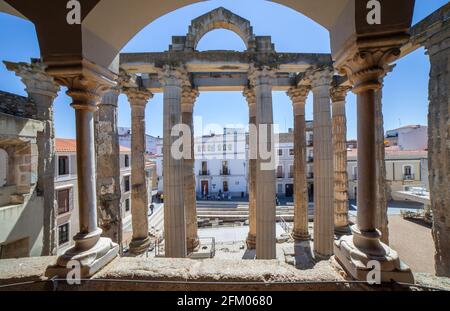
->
184, 7, 255, 51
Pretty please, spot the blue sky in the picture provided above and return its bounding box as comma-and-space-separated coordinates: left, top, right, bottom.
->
0, 0, 447, 140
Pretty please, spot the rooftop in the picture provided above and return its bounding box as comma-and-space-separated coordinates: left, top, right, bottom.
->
55, 138, 131, 153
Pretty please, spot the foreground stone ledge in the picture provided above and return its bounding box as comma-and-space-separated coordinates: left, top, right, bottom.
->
0, 257, 449, 291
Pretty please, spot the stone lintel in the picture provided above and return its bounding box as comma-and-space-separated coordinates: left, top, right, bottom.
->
120, 51, 332, 74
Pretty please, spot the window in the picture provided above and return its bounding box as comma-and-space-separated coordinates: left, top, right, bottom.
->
223, 181, 229, 192
197, 146, 201, 152
58, 223, 69, 246
289, 165, 294, 178
277, 184, 283, 194
57, 189, 70, 215
124, 154, 130, 168
277, 165, 284, 178
278, 149, 283, 156
218, 144, 222, 151
58, 156, 69, 176
289, 149, 294, 156
125, 198, 130, 212
404, 165, 413, 179
222, 161, 229, 175
124, 175, 131, 192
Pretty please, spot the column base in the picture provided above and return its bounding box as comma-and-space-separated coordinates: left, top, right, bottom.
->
334, 225, 352, 236
334, 225, 414, 284
129, 235, 152, 255
187, 237, 200, 253
292, 230, 311, 241
46, 236, 119, 278
246, 233, 256, 250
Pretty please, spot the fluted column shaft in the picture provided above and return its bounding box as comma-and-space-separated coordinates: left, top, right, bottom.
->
159, 66, 187, 258
310, 68, 334, 258
4, 60, 60, 255
249, 66, 276, 259
125, 88, 152, 254
243, 87, 257, 249
331, 86, 351, 235
288, 86, 310, 241
182, 86, 199, 253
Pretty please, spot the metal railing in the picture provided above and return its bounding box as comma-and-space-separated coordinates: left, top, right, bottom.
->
307, 156, 314, 163
199, 170, 210, 176
220, 169, 230, 176
403, 174, 415, 180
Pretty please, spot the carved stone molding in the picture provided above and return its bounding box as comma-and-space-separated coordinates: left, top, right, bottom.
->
157, 65, 190, 88
181, 86, 199, 113
337, 48, 401, 93
287, 85, 310, 104
124, 87, 153, 107
248, 65, 276, 88
330, 85, 352, 103
306, 66, 334, 90
4, 59, 60, 99
45, 58, 117, 111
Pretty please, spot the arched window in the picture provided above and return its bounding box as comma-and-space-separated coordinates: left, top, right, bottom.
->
0, 148, 8, 187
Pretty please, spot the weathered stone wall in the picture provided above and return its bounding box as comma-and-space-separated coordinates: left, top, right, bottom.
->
0, 91, 36, 119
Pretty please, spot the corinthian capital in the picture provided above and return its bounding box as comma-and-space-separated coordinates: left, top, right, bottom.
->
4, 59, 60, 99
248, 65, 276, 88
330, 85, 352, 103
287, 85, 310, 105
181, 86, 199, 113
157, 65, 190, 88
338, 48, 401, 93
243, 87, 256, 106
306, 66, 334, 90
45, 58, 117, 111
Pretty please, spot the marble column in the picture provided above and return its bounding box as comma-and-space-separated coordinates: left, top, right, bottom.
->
4, 60, 60, 256
124, 86, 153, 255
95, 88, 122, 250
330, 85, 352, 235
423, 22, 450, 277
334, 49, 413, 283
159, 66, 187, 258
243, 87, 257, 249
45, 61, 119, 277
249, 66, 276, 259
309, 68, 334, 259
287, 85, 311, 241
181, 86, 199, 253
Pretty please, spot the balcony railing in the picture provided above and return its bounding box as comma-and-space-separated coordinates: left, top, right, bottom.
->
220, 169, 230, 176
403, 174, 415, 181
199, 170, 210, 176
307, 156, 314, 163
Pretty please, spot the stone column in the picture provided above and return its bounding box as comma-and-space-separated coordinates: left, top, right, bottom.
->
374, 84, 389, 244
4, 60, 60, 256
158, 66, 187, 258
45, 61, 119, 277
423, 22, 450, 277
334, 49, 413, 283
95, 88, 123, 251
309, 68, 334, 259
287, 85, 311, 241
124, 86, 153, 255
181, 86, 199, 253
243, 87, 257, 249
248, 66, 276, 259
330, 85, 352, 235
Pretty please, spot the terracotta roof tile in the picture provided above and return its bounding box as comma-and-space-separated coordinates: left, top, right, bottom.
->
55, 138, 131, 153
